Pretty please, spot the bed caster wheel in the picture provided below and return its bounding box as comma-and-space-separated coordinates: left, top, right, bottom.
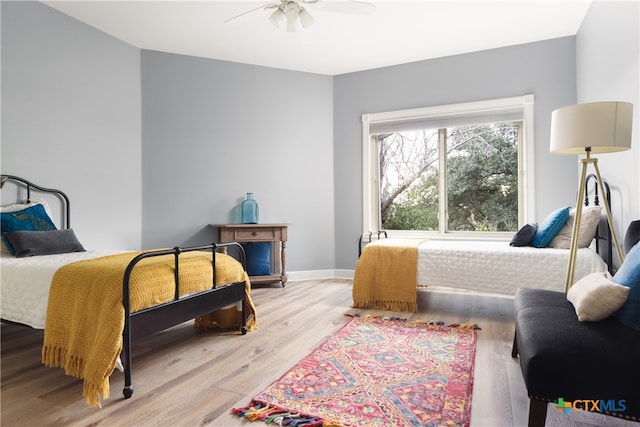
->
123, 386, 134, 399
241, 326, 247, 335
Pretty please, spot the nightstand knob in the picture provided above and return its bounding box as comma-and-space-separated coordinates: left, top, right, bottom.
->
252, 231, 258, 236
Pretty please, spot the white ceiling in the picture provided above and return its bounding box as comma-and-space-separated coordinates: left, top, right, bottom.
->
42, 0, 593, 75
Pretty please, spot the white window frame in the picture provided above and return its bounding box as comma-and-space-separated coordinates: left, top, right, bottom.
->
361, 94, 535, 240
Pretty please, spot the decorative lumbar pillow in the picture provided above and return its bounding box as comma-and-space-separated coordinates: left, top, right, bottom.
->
2, 229, 85, 257
567, 272, 630, 321
613, 242, 640, 331
530, 206, 571, 248
548, 206, 602, 249
510, 223, 538, 247
242, 242, 272, 276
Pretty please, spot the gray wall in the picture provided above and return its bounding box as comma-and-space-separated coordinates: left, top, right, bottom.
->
2, 1, 637, 274
576, 0, 639, 266
333, 38, 580, 269
140, 51, 335, 272
0, 1, 142, 250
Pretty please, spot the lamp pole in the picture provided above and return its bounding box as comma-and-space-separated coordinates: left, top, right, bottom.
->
564, 148, 625, 292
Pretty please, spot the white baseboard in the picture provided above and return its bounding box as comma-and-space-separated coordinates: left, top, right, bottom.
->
286, 269, 354, 282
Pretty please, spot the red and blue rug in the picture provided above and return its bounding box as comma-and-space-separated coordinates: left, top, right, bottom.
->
233, 315, 478, 426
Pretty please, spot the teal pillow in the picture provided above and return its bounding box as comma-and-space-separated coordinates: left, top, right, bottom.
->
531, 206, 571, 248
1, 204, 57, 255
613, 242, 640, 331
242, 242, 272, 276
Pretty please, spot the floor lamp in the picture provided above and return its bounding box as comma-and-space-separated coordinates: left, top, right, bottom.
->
549, 101, 633, 292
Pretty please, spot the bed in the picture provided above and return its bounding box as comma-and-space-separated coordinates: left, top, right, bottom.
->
0, 174, 257, 407
353, 174, 613, 312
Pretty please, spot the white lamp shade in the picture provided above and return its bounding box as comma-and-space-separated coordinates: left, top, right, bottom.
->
550, 101, 633, 154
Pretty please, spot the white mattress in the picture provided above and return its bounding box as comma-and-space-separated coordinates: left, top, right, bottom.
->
416, 240, 608, 295
1, 250, 123, 329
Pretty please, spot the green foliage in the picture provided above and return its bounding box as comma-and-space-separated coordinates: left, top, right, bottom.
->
380, 123, 519, 232
384, 171, 439, 230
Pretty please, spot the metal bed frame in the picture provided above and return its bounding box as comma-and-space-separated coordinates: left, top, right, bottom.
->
585, 173, 613, 273
1, 174, 248, 399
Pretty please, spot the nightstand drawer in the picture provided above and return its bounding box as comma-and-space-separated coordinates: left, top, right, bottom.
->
234, 229, 276, 241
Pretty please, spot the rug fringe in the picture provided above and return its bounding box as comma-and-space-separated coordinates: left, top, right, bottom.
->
351, 300, 418, 312
345, 313, 481, 329
232, 401, 335, 426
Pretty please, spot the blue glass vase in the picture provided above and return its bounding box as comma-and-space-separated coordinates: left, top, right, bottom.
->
241, 193, 259, 224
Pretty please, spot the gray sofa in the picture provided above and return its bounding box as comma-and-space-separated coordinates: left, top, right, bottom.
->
512, 221, 640, 426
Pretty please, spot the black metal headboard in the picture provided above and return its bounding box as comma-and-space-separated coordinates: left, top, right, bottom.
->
585, 173, 613, 273
0, 174, 71, 229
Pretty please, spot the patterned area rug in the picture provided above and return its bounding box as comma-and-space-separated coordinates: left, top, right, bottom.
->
233, 315, 478, 426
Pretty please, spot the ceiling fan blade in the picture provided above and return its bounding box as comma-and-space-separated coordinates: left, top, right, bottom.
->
305, 0, 376, 15
224, 3, 280, 24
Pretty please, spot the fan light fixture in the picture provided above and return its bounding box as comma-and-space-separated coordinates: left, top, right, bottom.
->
225, 0, 374, 31
269, 0, 314, 32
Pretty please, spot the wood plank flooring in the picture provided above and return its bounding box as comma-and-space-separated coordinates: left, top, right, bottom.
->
2, 279, 638, 426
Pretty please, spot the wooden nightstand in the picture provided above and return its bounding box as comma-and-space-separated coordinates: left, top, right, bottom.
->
209, 223, 289, 286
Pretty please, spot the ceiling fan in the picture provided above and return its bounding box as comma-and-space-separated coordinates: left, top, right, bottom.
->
225, 0, 376, 32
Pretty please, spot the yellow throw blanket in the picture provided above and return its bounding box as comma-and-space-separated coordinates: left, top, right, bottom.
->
42, 251, 256, 407
352, 239, 426, 312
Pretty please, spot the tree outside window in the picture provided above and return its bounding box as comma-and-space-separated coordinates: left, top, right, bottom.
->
378, 122, 519, 233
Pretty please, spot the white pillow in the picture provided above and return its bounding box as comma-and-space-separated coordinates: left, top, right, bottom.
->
548, 206, 602, 249
567, 272, 630, 321
1, 199, 53, 215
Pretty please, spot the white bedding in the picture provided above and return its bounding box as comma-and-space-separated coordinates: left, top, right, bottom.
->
416, 240, 608, 295
1, 250, 123, 329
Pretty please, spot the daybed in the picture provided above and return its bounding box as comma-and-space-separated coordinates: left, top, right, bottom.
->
512, 220, 640, 426
0, 174, 256, 407
353, 175, 612, 312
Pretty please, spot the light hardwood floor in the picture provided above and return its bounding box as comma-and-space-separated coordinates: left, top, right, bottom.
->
2, 279, 638, 427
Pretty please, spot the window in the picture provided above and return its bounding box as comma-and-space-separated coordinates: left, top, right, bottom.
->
362, 95, 534, 238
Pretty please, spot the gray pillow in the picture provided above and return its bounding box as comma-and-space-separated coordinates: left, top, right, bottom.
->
510, 223, 538, 247
3, 229, 85, 257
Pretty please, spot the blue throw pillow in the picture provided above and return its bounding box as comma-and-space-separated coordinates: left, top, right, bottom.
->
1, 203, 57, 232
1, 204, 57, 255
531, 206, 571, 248
613, 242, 640, 331
242, 242, 272, 276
